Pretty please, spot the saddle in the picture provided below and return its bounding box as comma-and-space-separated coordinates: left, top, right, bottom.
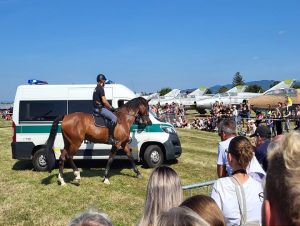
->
92, 114, 110, 128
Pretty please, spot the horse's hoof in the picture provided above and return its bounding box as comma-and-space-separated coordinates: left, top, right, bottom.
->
137, 174, 143, 179
60, 182, 67, 186
103, 178, 110, 185
74, 179, 80, 185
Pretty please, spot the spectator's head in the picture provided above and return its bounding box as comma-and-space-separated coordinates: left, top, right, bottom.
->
228, 136, 253, 169
250, 125, 271, 146
138, 166, 183, 226
218, 119, 236, 141
69, 209, 112, 226
263, 131, 300, 226
157, 207, 209, 226
180, 195, 225, 226
277, 102, 282, 108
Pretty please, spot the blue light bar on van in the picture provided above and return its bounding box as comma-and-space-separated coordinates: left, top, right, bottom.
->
105, 79, 115, 84
28, 79, 48, 85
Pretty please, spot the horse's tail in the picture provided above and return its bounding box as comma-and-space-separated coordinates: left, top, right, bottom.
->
45, 115, 64, 173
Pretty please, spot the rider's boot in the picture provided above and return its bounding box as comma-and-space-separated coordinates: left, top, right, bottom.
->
108, 121, 117, 145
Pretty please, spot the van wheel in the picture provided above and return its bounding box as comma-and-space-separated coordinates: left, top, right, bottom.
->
143, 145, 164, 168
32, 148, 55, 172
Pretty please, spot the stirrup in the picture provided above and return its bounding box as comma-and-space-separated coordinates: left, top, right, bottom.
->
108, 137, 116, 145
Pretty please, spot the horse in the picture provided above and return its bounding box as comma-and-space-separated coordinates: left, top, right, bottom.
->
44, 97, 152, 185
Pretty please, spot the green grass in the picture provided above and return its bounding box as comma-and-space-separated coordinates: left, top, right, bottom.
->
0, 118, 11, 128
0, 119, 218, 226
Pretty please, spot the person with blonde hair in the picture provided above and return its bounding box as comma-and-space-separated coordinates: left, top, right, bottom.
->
138, 166, 183, 226
180, 195, 225, 226
156, 206, 209, 226
263, 131, 300, 226
211, 136, 263, 226
69, 209, 113, 226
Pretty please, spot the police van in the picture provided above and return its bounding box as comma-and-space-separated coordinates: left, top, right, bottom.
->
11, 82, 182, 171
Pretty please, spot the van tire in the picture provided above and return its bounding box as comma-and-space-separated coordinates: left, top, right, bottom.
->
32, 148, 55, 172
143, 145, 164, 168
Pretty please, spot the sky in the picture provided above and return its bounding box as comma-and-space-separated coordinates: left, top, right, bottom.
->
0, 0, 300, 101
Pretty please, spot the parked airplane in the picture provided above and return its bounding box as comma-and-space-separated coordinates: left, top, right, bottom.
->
142, 92, 159, 100
195, 85, 248, 112
195, 80, 296, 112
165, 86, 208, 108
149, 89, 181, 105
249, 88, 300, 110
178, 87, 208, 109
149, 87, 209, 108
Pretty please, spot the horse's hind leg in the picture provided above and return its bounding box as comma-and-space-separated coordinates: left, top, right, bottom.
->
68, 157, 81, 181
124, 143, 142, 178
103, 146, 118, 184
58, 149, 67, 186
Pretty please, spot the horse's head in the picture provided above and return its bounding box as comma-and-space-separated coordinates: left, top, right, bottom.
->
137, 97, 152, 126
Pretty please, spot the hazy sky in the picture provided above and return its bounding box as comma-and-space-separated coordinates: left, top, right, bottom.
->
1, 0, 300, 101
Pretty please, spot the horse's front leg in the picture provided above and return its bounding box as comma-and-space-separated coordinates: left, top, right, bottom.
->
124, 143, 142, 178
68, 156, 81, 182
103, 145, 118, 184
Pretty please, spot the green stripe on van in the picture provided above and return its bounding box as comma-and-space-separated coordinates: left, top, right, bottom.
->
16, 125, 62, 133
16, 123, 169, 133
130, 124, 164, 132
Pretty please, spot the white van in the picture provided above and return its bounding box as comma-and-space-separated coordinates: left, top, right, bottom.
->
11, 83, 182, 171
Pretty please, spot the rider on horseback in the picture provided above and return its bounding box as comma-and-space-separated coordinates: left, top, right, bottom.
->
93, 74, 117, 145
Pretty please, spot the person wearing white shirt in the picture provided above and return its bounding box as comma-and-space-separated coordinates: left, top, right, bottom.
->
217, 119, 265, 180
212, 136, 263, 226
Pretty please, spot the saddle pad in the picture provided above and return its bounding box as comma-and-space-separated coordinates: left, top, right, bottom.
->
93, 115, 106, 127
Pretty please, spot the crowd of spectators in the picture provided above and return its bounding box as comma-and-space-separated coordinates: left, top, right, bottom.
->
150, 97, 300, 135
69, 129, 300, 225
150, 103, 188, 128
51, 97, 300, 226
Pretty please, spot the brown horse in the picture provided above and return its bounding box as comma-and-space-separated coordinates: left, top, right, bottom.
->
45, 97, 152, 185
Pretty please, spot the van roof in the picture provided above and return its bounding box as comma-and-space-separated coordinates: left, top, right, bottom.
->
14, 83, 136, 100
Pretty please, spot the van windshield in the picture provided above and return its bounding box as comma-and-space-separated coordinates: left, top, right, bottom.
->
149, 109, 163, 122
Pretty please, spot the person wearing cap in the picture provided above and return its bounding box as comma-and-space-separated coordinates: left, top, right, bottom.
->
93, 74, 117, 145
250, 125, 271, 171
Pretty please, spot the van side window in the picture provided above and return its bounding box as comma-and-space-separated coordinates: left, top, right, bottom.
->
19, 100, 67, 122
118, 100, 128, 107
68, 100, 93, 114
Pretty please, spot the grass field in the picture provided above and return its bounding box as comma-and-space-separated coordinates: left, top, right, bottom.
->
0, 118, 218, 226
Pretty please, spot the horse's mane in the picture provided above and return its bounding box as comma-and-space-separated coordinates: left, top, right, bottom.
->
120, 97, 148, 111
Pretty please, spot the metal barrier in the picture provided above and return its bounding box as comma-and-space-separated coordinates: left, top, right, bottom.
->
182, 180, 216, 197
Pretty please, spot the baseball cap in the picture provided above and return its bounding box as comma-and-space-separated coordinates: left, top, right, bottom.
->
250, 125, 271, 138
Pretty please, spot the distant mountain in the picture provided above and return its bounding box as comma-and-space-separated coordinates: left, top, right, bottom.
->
209, 80, 277, 94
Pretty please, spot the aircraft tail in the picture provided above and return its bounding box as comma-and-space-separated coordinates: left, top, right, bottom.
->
188, 86, 208, 96
264, 79, 296, 93
226, 85, 247, 93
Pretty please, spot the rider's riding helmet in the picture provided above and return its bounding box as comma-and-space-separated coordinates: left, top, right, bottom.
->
96, 74, 107, 82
